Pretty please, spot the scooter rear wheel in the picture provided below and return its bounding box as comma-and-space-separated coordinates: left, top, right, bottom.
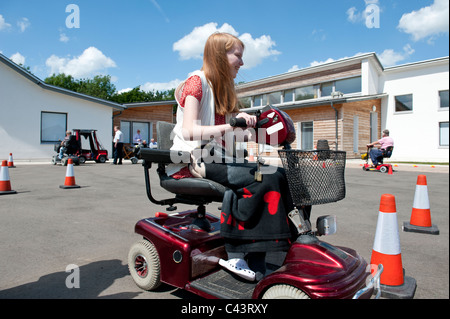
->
128, 239, 161, 290
262, 284, 310, 299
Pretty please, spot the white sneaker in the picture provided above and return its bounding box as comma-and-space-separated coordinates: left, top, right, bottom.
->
219, 258, 256, 282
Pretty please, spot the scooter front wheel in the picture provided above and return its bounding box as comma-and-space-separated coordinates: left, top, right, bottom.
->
128, 239, 161, 291
262, 284, 310, 299
379, 166, 388, 173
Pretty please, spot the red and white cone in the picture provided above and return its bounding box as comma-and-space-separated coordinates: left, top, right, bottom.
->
60, 158, 80, 189
8, 153, 16, 168
403, 175, 439, 235
371, 194, 416, 299
0, 160, 17, 195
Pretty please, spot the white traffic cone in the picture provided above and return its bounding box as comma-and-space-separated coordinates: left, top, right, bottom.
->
60, 158, 80, 189
0, 160, 17, 195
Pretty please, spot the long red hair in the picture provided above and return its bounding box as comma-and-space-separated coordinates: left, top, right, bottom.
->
202, 32, 244, 116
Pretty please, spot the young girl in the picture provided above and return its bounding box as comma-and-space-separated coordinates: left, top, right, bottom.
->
169, 32, 294, 281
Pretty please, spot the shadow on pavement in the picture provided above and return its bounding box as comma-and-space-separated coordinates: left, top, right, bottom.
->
0, 259, 141, 299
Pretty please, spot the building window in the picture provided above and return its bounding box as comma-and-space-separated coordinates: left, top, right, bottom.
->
253, 95, 266, 107
440, 122, 449, 146
132, 122, 150, 144
120, 121, 152, 144
301, 121, 314, 150
120, 121, 131, 143
239, 96, 251, 108
335, 77, 362, 94
295, 85, 316, 101
395, 94, 413, 112
41, 111, 67, 143
320, 82, 334, 97
284, 89, 294, 103
267, 91, 282, 105
439, 90, 449, 108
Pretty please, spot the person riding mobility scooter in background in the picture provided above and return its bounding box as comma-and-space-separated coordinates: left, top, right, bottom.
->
362, 129, 394, 173
52, 129, 108, 166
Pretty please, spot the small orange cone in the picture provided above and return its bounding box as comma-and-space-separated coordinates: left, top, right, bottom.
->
7, 153, 16, 168
403, 175, 439, 235
60, 158, 80, 189
371, 194, 416, 298
0, 160, 17, 195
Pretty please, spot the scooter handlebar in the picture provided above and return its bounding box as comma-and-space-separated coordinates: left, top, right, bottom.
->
229, 117, 248, 128
229, 117, 270, 128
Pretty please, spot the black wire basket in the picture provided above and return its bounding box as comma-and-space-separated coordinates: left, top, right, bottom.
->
278, 149, 346, 207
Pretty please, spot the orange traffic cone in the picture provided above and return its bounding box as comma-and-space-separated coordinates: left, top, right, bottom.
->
388, 164, 393, 175
248, 148, 255, 162
403, 175, 439, 235
0, 160, 17, 195
371, 194, 416, 299
60, 158, 80, 189
8, 153, 16, 168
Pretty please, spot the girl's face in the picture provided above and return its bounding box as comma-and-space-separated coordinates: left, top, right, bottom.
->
227, 43, 244, 79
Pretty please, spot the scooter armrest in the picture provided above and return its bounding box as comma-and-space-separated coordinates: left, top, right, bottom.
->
140, 148, 190, 164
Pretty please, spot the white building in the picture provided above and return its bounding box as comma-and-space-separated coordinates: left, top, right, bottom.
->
380, 58, 449, 162
237, 54, 449, 163
0, 53, 125, 161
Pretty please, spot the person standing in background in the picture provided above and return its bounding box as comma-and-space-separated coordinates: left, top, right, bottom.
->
113, 126, 124, 165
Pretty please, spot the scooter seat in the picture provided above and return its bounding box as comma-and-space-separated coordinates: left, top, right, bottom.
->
160, 175, 227, 202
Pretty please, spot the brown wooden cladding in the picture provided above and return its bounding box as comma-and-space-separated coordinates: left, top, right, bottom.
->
246, 98, 381, 159
113, 104, 174, 141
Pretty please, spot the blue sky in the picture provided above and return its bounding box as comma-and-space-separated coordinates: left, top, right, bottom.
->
1, 0, 448, 94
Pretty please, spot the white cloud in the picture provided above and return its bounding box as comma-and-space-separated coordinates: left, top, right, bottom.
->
306, 47, 414, 69
45, 47, 117, 78
346, 1, 381, 24
140, 79, 182, 92
309, 57, 338, 67
288, 65, 300, 73
239, 33, 281, 69
59, 32, 69, 43
172, 22, 280, 69
346, 7, 360, 23
398, 0, 449, 41
117, 88, 133, 94
173, 22, 238, 60
378, 44, 415, 67
17, 17, 30, 32
0, 14, 12, 31
10, 52, 25, 65
308, 52, 371, 68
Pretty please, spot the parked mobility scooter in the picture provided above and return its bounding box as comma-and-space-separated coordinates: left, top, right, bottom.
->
52, 129, 108, 165
128, 106, 382, 299
362, 146, 394, 173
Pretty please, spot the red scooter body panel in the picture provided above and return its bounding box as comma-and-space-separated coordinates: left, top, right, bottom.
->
135, 211, 223, 289
253, 241, 371, 299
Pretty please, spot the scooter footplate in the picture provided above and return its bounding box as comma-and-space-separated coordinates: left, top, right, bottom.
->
189, 270, 257, 299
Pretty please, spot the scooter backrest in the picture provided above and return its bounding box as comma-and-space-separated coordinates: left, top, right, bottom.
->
156, 121, 176, 150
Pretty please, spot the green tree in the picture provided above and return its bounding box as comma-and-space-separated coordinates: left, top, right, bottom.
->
45, 74, 116, 100
45, 73, 78, 92
45, 73, 175, 104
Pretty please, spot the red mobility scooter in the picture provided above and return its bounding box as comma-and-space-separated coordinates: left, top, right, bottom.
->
52, 129, 108, 165
362, 146, 394, 173
128, 107, 382, 299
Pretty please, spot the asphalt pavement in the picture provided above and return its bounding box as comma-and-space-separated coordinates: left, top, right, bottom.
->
0, 158, 448, 299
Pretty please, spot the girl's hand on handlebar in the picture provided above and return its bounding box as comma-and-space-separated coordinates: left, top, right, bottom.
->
235, 113, 257, 128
